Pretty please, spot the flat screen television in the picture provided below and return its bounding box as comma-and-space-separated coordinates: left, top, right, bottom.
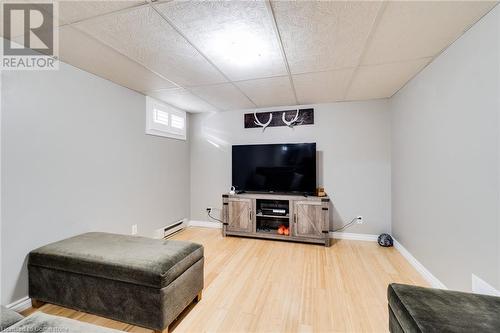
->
232, 143, 316, 194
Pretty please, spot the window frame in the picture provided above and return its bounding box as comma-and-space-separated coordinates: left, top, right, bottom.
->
145, 96, 187, 140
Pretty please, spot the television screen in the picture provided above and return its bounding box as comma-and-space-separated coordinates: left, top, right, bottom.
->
232, 143, 316, 194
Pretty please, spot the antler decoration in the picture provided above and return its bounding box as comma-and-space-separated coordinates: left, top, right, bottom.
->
282, 109, 300, 127
254, 112, 273, 131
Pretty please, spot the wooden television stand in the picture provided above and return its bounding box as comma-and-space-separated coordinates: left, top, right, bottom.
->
222, 192, 331, 247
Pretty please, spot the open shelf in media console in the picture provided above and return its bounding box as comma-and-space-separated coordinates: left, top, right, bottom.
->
256, 229, 291, 238
256, 213, 289, 219
256, 215, 290, 236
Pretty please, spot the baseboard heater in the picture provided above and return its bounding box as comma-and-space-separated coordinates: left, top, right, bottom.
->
157, 219, 186, 239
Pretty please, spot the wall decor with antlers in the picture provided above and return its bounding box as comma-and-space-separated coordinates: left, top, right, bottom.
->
244, 108, 314, 131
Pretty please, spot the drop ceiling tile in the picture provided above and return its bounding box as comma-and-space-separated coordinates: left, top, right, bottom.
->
363, 1, 497, 65
1, 1, 144, 34
346, 58, 432, 100
190, 83, 255, 111
58, 25, 176, 92
235, 76, 295, 108
271, 0, 382, 74
58, 1, 145, 25
75, 6, 227, 87
293, 69, 355, 104
146, 88, 218, 113
155, 1, 286, 81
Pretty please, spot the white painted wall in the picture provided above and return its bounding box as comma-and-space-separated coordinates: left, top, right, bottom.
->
1, 62, 190, 305
390, 5, 500, 291
189, 100, 391, 235
497, 5, 500, 296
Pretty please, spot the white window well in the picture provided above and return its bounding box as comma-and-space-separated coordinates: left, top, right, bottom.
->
146, 96, 186, 140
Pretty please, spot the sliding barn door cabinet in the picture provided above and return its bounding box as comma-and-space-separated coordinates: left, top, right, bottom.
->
222, 193, 331, 247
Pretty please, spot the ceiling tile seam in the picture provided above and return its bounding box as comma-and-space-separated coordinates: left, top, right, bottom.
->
64, 24, 219, 113
140, 88, 216, 112
183, 72, 306, 90
289, 67, 357, 77
389, 2, 499, 100
146, 63, 365, 95
265, 0, 299, 105
68, 24, 182, 90
55, 56, 187, 113
143, 87, 183, 94
148, 2, 258, 109
68, 23, 220, 113
58, 1, 223, 113
54, 53, 148, 97
182, 87, 222, 112
361, 56, 440, 68
343, 1, 389, 100
58, 1, 150, 26
196, 73, 306, 88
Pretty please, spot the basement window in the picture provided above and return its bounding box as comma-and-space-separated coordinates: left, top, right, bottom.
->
171, 114, 185, 129
146, 96, 186, 140
154, 108, 169, 126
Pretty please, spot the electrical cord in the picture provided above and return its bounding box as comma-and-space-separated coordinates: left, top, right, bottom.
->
207, 208, 224, 224
332, 217, 361, 232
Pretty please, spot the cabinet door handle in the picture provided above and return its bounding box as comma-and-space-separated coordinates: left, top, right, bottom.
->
294, 213, 297, 224
249, 209, 252, 221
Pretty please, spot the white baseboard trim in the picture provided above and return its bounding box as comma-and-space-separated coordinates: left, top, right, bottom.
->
330, 232, 378, 241
6, 296, 31, 312
393, 239, 447, 289
188, 220, 222, 229
188, 221, 378, 242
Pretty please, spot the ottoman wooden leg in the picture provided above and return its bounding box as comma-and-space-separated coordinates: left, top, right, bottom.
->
31, 299, 45, 308
195, 291, 202, 302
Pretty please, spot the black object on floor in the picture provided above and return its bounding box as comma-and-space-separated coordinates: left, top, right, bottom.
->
378, 233, 393, 247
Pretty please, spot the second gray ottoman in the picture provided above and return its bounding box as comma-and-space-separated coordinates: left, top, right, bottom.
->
28, 232, 204, 333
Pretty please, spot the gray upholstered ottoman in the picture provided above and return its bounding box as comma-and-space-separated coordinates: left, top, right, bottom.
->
28, 232, 204, 333
388, 283, 500, 332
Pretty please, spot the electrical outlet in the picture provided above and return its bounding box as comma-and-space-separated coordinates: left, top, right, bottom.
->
206, 207, 212, 213
356, 216, 363, 224
131, 224, 138, 235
